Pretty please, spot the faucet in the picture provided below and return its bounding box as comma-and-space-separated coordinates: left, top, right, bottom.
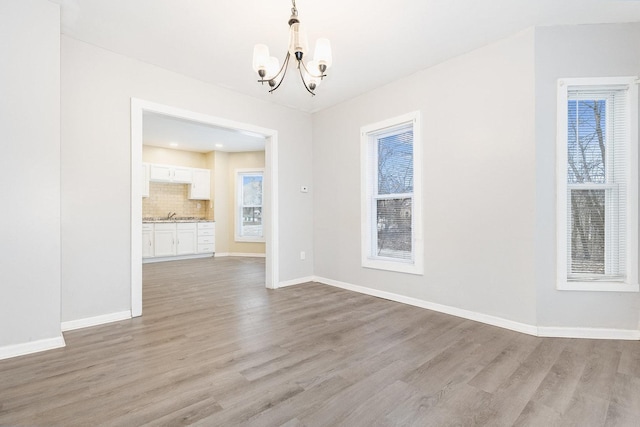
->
167, 212, 177, 220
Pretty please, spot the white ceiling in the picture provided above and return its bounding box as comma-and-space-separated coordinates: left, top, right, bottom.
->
143, 112, 265, 153
52, 0, 640, 115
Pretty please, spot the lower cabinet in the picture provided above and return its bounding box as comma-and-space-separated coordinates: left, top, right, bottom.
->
197, 222, 215, 254
143, 221, 215, 262
142, 223, 153, 258
176, 223, 197, 255
153, 223, 177, 257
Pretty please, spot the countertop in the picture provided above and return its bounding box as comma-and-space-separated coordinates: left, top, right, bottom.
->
143, 217, 215, 223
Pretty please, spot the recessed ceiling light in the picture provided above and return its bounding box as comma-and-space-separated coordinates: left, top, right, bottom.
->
169, 142, 178, 147
215, 143, 224, 148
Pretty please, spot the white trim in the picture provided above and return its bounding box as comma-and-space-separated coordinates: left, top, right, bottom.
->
314, 276, 639, 340
0, 335, 66, 361
131, 98, 143, 317
266, 134, 279, 289
558, 281, 639, 292
360, 111, 423, 275
215, 252, 266, 258
130, 98, 279, 310
538, 326, 640, 341
556, 77, 639, 292
279, 276, 315, 288
61, 311, 132, 332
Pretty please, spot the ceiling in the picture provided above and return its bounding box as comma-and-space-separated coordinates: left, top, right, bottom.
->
51, 0, 640, 115
143, 112, 265, 153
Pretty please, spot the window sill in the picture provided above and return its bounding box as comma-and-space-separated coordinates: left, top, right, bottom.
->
362, 257, 423, 275
557, 280, 639, 292
234, 237, 265, 243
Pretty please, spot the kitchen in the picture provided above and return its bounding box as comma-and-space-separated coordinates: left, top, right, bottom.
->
141, 112, 266, 264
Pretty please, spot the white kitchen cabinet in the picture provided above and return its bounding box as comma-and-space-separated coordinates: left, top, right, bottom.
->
176, 223, 197, 255
153, 223, 177, 257
197, 222, 215, 254
142, 223, 153, 258
189, 168, 211, 200
172, 167, 192, 183
149, 164, 192, 184
143, 221, 214, 262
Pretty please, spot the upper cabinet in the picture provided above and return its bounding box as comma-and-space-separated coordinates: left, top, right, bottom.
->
189, 168, 211, 200
149, 164, 193, 184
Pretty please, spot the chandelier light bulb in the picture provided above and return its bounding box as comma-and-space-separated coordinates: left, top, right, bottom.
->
313, 38, 332, 70
252, 44, 270, 76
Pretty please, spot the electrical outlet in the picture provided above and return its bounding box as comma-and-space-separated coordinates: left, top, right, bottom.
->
300, 251, 306, 260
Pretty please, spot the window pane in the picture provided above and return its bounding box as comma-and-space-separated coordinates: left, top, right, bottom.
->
377, 130, 413, 195
570, 189, 605, 274
243, 175, 263, 206
239, 173, 263, 239
567, 99, 606, 184
241, 207, 262, 237
376, 198, 412, 260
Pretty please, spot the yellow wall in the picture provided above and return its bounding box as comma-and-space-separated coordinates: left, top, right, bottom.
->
213, 151, 266, 255
142, 145, 207, 168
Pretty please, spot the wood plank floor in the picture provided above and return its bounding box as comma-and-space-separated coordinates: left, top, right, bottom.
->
1, 257, 640, 426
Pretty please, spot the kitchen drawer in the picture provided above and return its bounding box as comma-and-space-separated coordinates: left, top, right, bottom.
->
142, 223, 154, 231
198, 229, 214, 236
198, 236, 215, 244
197, 222, 215, 230
177, 222, 196, 230
198, 244, 215, 253
154, 223, 176, 231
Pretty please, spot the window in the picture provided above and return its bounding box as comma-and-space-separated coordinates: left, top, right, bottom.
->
557, 77, 638, 291
361, 111, 423, 274
236, 170, 264, 242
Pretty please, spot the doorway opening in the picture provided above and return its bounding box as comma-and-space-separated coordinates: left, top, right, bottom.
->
130, 99, 279, 317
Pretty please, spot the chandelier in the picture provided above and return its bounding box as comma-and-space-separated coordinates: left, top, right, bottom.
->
252, 0, 332, 96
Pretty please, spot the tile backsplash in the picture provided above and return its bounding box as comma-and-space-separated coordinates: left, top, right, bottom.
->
143, 182, 212, 219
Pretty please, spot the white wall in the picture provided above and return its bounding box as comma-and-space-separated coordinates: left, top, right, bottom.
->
61, 36, 314, 322
313, 30, 537, 326
0, 0, 62, 352
534, 23, 640, 330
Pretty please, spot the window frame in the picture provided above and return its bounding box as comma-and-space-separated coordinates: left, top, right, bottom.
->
361, 111, 423, 275
556, 76, 639, 292
235, 168, 265, 243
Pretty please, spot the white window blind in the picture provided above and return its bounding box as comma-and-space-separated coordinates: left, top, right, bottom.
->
370, 125, 414, 261
361, 111, 423, 275
556, 77, 638, 292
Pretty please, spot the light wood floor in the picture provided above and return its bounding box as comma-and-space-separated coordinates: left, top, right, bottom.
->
1, 257, 640, 426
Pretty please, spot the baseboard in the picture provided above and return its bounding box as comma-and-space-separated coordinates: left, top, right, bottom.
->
314, 276, 638, 340
61, 311, 132, 332
143, 253, 214, 263
315, 276, 537, 336
215, 253, 266, 258
0, 335, 66, 361
537, 326, 640, 340
278, 276, 315, 288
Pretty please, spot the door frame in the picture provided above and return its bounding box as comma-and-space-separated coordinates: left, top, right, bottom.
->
130, 98, 279, 317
